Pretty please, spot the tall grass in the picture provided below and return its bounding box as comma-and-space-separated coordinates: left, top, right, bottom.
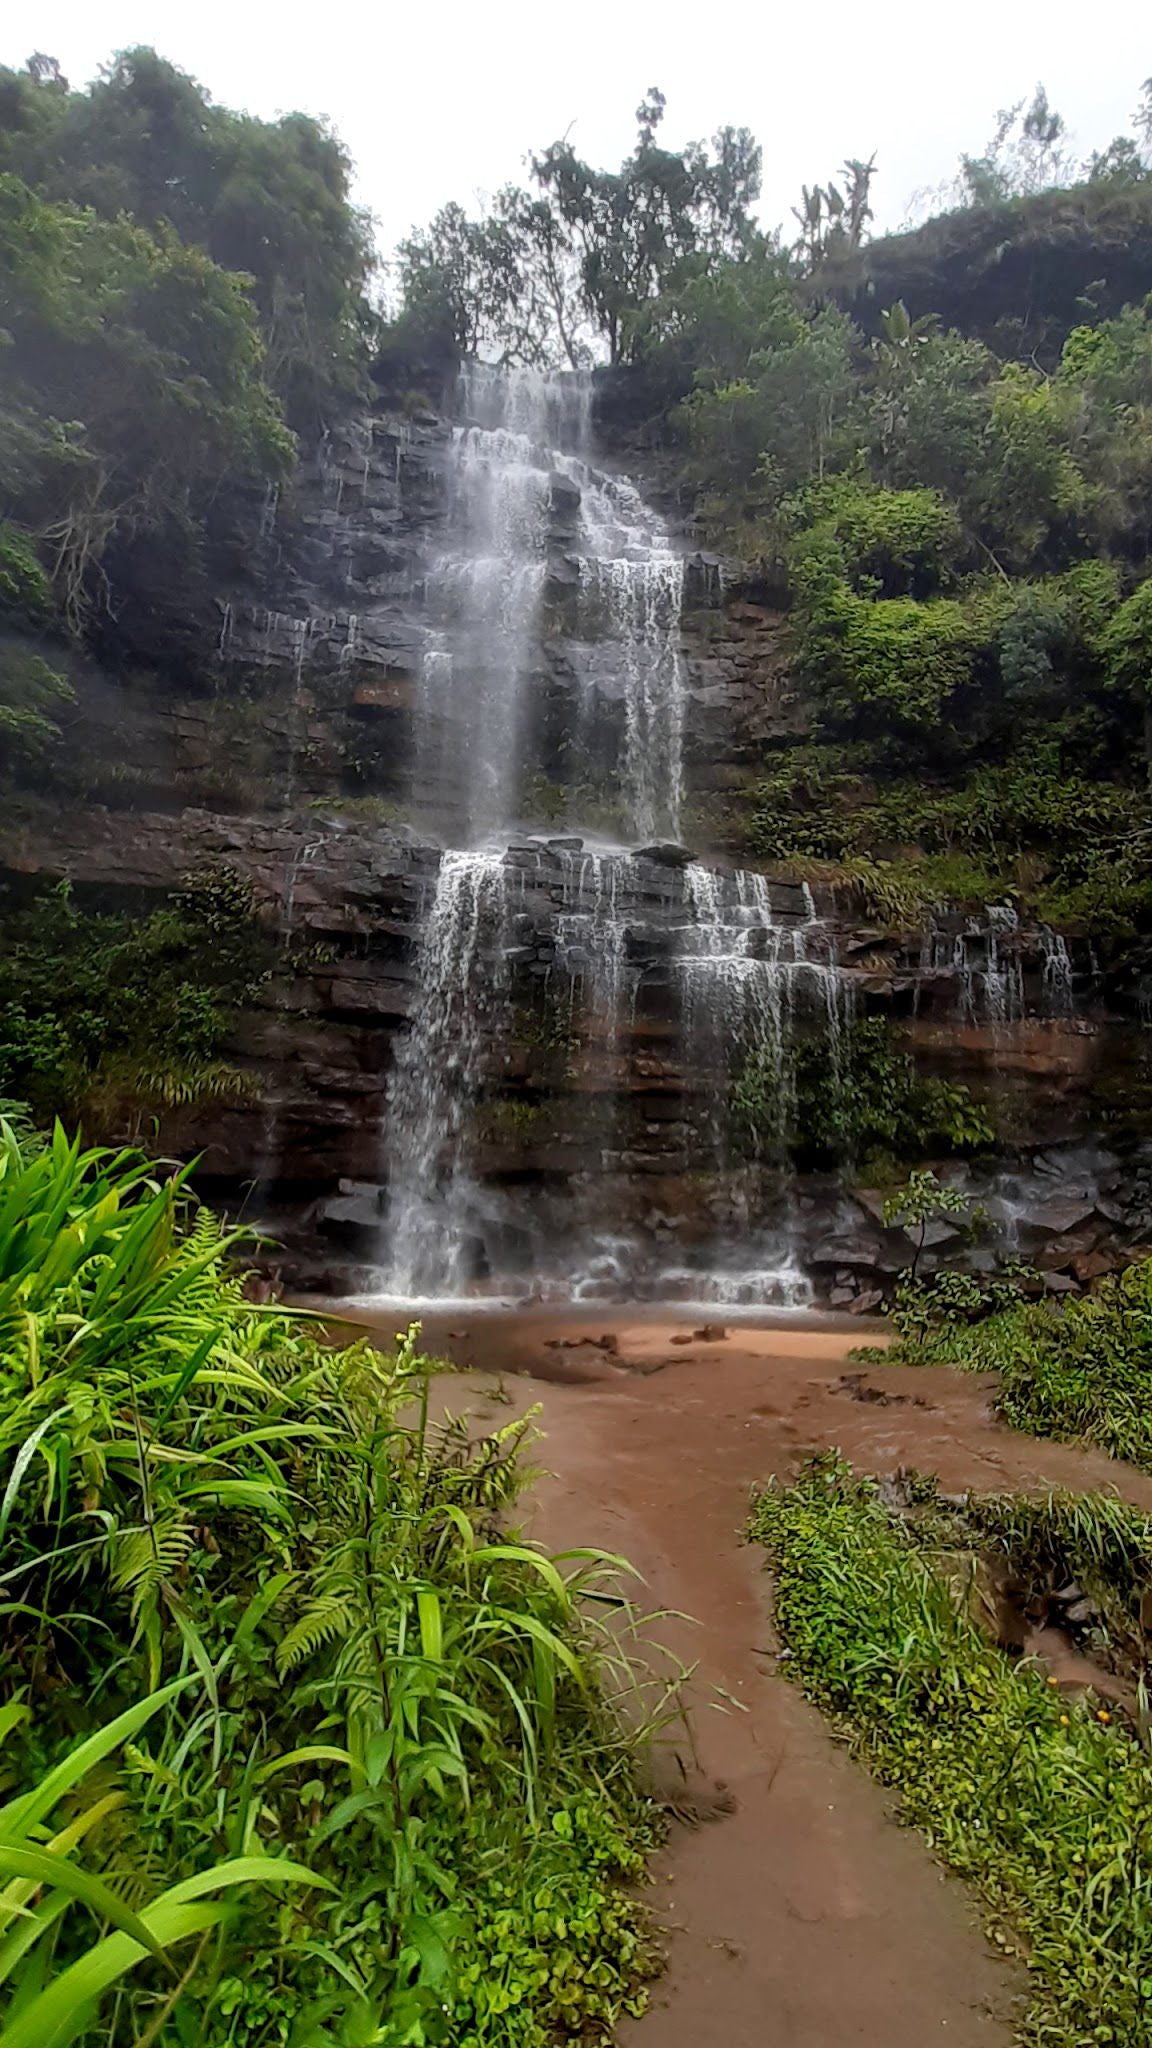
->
0, 1124, 657, 2044
881, 1256, 1152, 1471
753, 1456, 1152, 2047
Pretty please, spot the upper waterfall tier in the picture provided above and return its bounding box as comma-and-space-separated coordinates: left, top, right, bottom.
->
414, 364, 688, 846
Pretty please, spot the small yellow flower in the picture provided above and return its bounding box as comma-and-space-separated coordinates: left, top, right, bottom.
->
1047, 1675, 1059, 1687
1059, 1714, 1070, 1726
1098, 1709, 1112, 1725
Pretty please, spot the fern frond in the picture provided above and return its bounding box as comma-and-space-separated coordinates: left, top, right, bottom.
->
110, 1515, 196, 1621
275, 1597, 356, 1676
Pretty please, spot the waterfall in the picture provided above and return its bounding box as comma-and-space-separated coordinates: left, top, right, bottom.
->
569, 468, 686, 841
376, 368, 840, 1303
552, 849, 635, 1039
1040, 925, 1074, 1016
417, 394, 552, 842
383, 851, 510, 1296
413, 365, 686, 846
678, 866, 847, 1134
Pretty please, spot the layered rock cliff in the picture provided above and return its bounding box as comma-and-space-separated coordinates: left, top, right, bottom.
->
4, 379, 1150, 1303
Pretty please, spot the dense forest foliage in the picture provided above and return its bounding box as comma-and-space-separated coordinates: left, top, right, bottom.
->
0, 50, 382, 1128
0, 47, 373, 737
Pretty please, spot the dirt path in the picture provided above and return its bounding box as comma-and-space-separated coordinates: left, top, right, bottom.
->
348, 1309, 1152, 2047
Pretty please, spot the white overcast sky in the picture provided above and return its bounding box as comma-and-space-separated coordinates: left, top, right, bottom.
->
4, 0, 1149, 282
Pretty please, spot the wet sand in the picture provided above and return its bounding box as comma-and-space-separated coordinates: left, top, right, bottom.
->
336, 1305, 1152, 2047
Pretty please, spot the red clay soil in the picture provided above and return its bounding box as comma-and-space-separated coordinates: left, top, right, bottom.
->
344, 1309, 1152, 2048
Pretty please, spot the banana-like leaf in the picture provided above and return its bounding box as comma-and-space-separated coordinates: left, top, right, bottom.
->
0, 1860, 331, 2048
0, 1849, 166, 1961
0, 1681, 187, 1843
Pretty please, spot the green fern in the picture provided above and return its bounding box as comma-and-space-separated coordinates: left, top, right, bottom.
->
275, 1596, 357, 1676
110, 1516, 196, 1621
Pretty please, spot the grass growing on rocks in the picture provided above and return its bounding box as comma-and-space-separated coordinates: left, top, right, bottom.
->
881, 1257, 1152, 1472
751, 1455, 1152, 2048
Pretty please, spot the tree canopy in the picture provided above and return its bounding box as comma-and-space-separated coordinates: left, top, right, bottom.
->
0, 46, 375, 699
397, 91, 762, 367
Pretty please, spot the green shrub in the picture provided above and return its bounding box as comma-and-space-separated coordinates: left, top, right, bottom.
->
0, 1129, 658, 2044
0, 520, 51, 616
886, 1256, 1152, 1470
785, 475, 963, 598
753, 1455, 1152, 2047
732, 1015, 994, 1170
0, 867, 270, 1128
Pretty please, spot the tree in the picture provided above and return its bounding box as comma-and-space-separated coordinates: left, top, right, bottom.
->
677, 301, 861, 536
0, 172, 293, 622
396, 92, 762, 369
397, 192, 586, 367
790, 155, 877, 272
959, 86, 1074, 205
0, 48, 374, 428
1102, 577, 1152, 780
534, 92, 761, 362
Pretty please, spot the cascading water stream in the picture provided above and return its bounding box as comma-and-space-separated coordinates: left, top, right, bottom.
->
565, 464, 687, 842
375, 368, 833, 1302
378, 365, 697, 1295
417, 404, 551, 842
667, 866, 849, 1304
552, 849, 635, 1040
384, 851, 511, 1298
414, 365, 686, 847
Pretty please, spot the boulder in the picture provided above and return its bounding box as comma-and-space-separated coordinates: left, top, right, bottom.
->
1072, 1249, 1119, 1283
1035, 1227, 1102, 1270
634, 842, 696, 867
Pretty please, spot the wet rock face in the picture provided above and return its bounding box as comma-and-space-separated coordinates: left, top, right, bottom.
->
41, 405, 802, 838
3, 803, 1148, 1298
4, 389, 1151, 1299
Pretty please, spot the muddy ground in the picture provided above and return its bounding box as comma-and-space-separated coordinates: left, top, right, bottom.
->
337, 1308, 1152, 2047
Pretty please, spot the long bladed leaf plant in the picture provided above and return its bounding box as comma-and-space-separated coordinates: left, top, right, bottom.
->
0, 1122, 659, 2044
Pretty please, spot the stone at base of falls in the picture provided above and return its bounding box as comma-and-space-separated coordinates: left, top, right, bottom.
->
549, 470, 582, 514
634, 841, 696, 867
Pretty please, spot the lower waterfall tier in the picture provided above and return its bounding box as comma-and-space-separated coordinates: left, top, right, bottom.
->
6, 804, 1150, 1309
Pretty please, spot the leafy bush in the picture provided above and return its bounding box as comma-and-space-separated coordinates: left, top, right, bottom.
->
887, 1255, 1152, 1470
753, 1455, 1152, 2047
785, 475, 963, 598
796, 583, 979, 736
0, 643, 73, 764
746, 745, 1152, 928
0, 867, 269, 1128
0, 1128, 658, 2043
732, 1015, 994, 1171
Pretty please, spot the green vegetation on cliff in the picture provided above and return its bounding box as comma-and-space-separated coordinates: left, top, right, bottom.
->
0, 47, 374, 769
398, 77, 1152, 929
884, 1254, 1152, 1471
0, 1130, 656, 2044
662, 271, 1152, 923
0, 866, 270, 1133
